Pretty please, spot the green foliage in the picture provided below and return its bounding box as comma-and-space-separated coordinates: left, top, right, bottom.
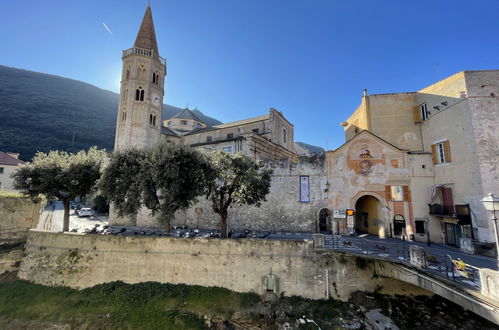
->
12, 147, 106, 231
207, 151, 273, 236
92, 194, 109, 213
0, 280, 261, 329
12, 147, 106, 202
100, 143, 215, 228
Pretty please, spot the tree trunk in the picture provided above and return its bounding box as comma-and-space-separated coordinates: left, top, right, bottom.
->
62, 199, 70, 232
220, 212, 228, 238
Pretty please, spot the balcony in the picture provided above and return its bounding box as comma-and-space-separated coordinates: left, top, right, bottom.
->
122, 47, 166, 65
429, 203, 455, 218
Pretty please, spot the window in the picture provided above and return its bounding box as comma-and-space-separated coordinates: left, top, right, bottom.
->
432, 141, 451, 164
0, 167, 4, 174
390, 186, 404, 201
415, 220, 426, 234
126, 69, 130, 79
420, 103, 429, 120
136, 88, 144, 101
181, 120, 187, 125
252, 128, 259, 134
206, 136, 212, 142
227, 133, 234, 139
283, 128, 287, 143
223, 146, 233, 153
152, 72, 156, 84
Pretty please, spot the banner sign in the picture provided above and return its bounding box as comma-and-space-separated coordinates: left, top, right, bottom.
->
299, 176, 310, 203
333, 209, 346, 219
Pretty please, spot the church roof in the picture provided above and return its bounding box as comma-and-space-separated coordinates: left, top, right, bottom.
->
161, 126, 180, 137
134, 4, 159, 53
0, 152, 25, 166
212, 114, 268, 129
169, 108, 204, 123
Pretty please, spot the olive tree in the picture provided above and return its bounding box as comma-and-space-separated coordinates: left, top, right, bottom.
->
12, 147, 106, 232
207, 151, 273, 238
100, 142, 215, 230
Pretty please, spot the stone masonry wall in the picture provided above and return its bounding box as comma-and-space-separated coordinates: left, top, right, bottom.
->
172, 159, 328, 232
0, 196, 40, 243
19, 230, 425, 301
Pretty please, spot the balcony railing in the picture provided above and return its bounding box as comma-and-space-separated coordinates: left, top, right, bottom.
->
429, 203, 455, 217
122, 47, 166, 65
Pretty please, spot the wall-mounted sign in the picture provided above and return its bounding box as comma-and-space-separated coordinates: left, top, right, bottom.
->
346, 209, 355, 216
347, 215, 355, 235
333, 209, 346, 219
299, 176, 310, 203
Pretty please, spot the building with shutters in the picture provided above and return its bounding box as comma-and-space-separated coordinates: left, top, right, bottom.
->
0, 152, 25, 192
332, 70, 499, 251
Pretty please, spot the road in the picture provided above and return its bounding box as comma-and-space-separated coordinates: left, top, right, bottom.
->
38, 201, 108, 233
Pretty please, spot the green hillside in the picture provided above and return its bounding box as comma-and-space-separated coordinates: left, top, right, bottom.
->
0, 65, 221, 161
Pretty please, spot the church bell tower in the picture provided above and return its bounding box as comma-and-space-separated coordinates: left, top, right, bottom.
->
114, 4, 166, 150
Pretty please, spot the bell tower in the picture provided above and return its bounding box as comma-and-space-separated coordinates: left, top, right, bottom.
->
114, 4, 166, 150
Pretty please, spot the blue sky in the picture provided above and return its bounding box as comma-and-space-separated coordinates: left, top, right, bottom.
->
1, 0, 498, 149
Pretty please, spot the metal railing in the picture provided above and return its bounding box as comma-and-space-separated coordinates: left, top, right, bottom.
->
324, 235, 482, 289
122, 47, 166, 65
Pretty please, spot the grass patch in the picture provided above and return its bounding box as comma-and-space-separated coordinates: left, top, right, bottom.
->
0, 280, 261, 329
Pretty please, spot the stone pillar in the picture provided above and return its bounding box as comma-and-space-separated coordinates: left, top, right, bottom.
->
409, 245, 427, 269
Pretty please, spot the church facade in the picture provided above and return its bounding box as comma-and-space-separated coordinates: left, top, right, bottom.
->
111, 5, 499, 254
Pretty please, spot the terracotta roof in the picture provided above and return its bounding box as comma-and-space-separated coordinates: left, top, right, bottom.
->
134, 4, 159, 53
0, 152, 25, 166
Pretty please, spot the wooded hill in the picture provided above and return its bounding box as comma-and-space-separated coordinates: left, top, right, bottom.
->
0, 65, 323, 161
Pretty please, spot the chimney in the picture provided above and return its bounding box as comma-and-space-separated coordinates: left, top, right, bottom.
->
7, 152, 19, 159
363, 89, 368, 97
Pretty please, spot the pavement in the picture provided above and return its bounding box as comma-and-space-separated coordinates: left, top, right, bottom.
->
38, 201, 108, 233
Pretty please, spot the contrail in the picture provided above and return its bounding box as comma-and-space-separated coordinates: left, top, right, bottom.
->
102, 22, 113, 36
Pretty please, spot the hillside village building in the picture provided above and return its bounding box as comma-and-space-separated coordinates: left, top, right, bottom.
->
0, 152, 25, 191
331, 70, 499, 251
112, 5, 498, 253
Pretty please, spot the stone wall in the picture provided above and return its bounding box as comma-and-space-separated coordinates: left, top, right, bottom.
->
0, 196, 40, 243
172, 159, 328, 232
19, 230, 426, 301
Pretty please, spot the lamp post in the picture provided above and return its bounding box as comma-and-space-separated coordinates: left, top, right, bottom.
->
481, 193, 499, 263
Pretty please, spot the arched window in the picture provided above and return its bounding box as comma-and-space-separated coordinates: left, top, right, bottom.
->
153, 115, 156, 126
140, 89, 145, 101
152, 73, 156, 84
135, 89, 140, 101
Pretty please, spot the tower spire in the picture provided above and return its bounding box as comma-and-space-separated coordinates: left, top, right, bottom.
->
134, 4, 159, 53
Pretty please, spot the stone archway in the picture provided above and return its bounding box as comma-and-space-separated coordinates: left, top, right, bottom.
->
354, 195, 385, 236
318, 208, 330, 233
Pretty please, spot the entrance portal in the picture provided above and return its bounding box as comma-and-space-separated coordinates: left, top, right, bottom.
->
355, 195, 384, 236
393, 214, 406, 237
318, 208, 330, 233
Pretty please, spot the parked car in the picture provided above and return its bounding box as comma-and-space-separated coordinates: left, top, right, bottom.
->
78, 207, 93, 217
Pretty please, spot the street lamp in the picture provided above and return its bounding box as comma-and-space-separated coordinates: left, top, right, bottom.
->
481, 193, 499, 263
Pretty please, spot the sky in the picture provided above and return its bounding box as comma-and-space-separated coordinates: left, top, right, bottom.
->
1, 0, 498, 150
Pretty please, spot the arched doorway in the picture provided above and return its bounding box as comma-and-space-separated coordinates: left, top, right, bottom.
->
318, 208, 330, 233
355, 195, 383, 236
393, 214, 406, 237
